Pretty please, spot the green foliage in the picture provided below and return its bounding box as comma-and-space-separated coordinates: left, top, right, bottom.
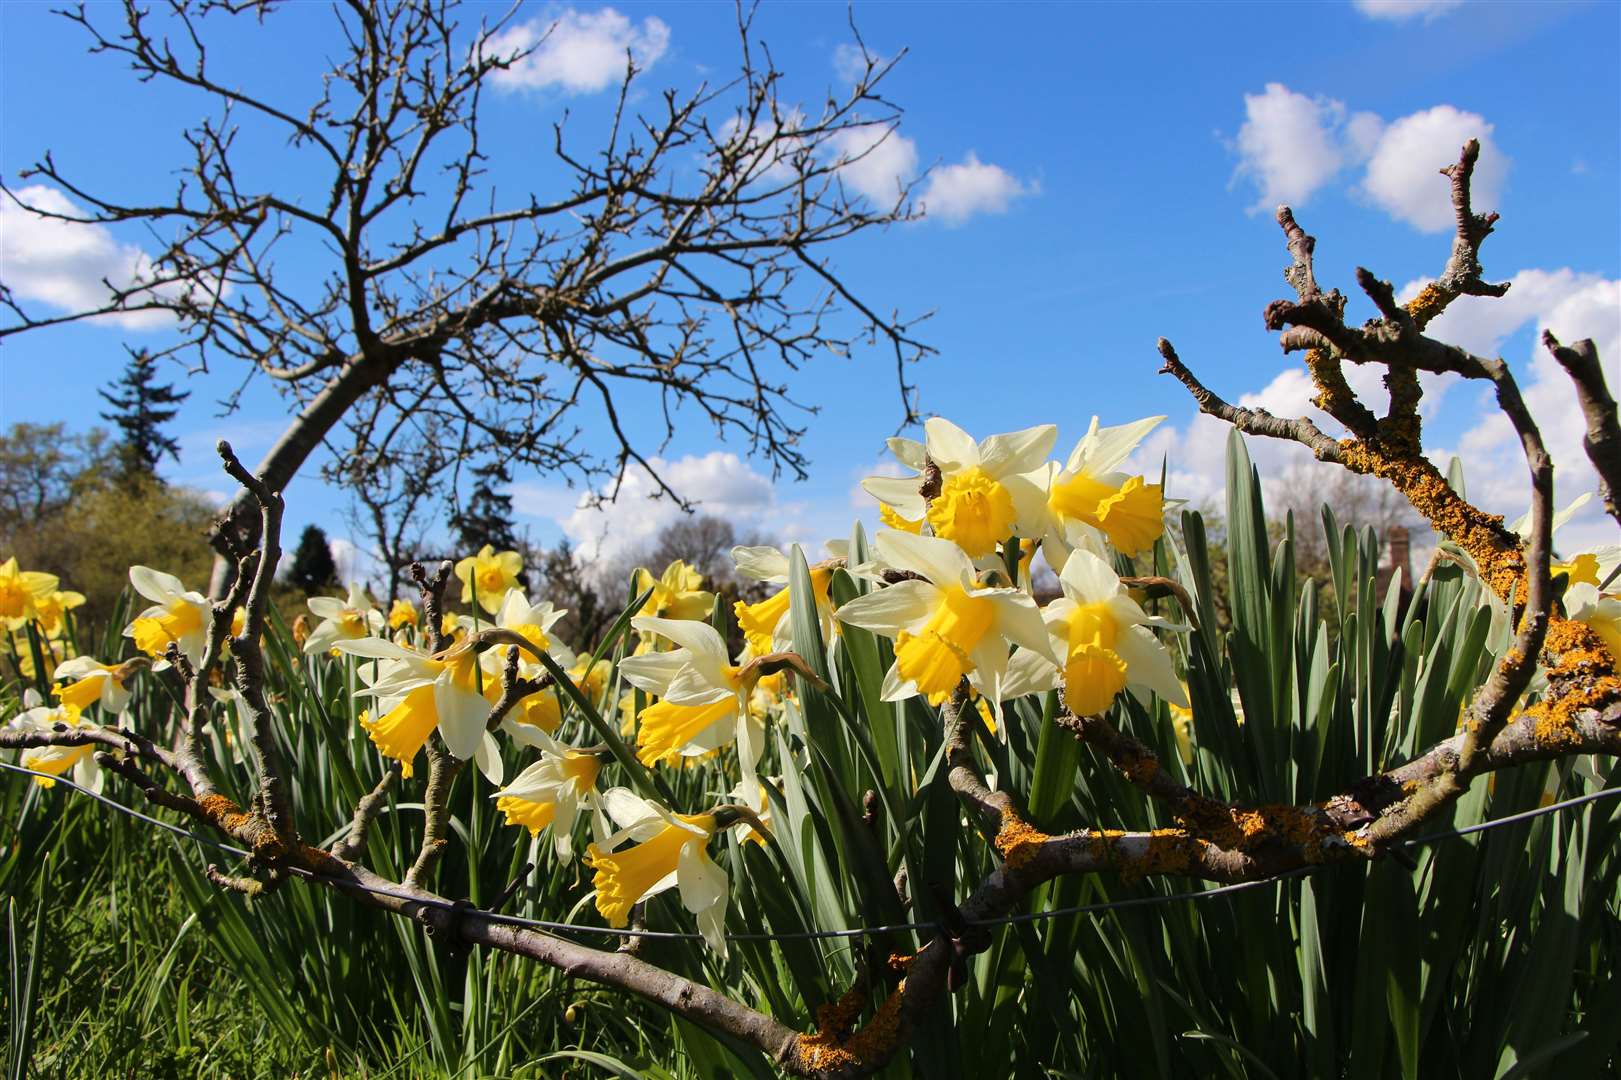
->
97, 349, 190, 478
2, 433, 1616, 1077
289, 524, 340, 596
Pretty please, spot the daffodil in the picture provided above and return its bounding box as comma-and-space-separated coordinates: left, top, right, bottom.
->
1002, 549, 1188, 717
1566, 583, 1621, 663
730, 544, 835, 655
3, 633, 68, 681
491, 727, 606, 861
618, 616, 762, 777
587, 790, 729, 954
1008, 415, 1167, 565
333, 637, 500, 782
388, 598, 419, 631
125, 566, 211, 668
8, 691, 103, 792
303, 583, 385, 655
833, 530, 1054, 708
51, 655, 136, 715
455, 544, 525, 614
33, 589, 86, 638
0, 558, 59, 631
632, 560, 715, 622
494, 645, 608, 746
863, 419, 1057, 559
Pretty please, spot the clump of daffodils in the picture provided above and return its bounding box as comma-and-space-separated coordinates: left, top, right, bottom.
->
4, 411, 1206, 959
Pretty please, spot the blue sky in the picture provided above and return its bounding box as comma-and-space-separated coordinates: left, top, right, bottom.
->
3, 0, 1618, 578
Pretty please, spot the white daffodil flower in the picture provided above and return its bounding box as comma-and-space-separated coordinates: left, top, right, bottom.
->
10, 689, 104, 792
833, 530, 1054, 709
1003, 548, 1188, 717
303, 583, 385, 655
617, 616, 763, 783
862, 418, 1058, 558
124, 566, 211, 668
51, 655, 135, 716
730, 544, 836, 656
1565, 582, 1621, 661
1006, 415, 1167, 567
588, 788, 730, 955
490, 725, 607, 862
333, 636, 501, 783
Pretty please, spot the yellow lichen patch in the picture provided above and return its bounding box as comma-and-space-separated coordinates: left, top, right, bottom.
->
794, 979, 908, 1074
1305, 348, 1362, 420
1403, 282, 1450, 329
1116, 829, 1200, 884
993, 807, 1052, 871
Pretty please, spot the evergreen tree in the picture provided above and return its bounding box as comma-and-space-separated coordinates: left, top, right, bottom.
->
98, 349, 190, 477
448, 463, 528, 586
288, 524, 339, 594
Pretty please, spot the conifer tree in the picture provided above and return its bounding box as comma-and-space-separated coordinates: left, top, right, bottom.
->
97, 349, 190, 478
288, 524, 339, 595
448, 464, 528, 588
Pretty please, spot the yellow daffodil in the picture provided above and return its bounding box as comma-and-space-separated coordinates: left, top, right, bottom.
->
833, 530, 1054, 709
1566, 583, 1621, 662
33, 589, 86, 639
618, 616, 761, 777
491, 727, 606, 862
1008, 415, 1167, 566
8, 691, 103, 792
0, 558, 59, 631
3, 633, 68, 681
455, 544, 525, 614
388, 598, 419, 630
863, 419, 1057, 558
51, 655, 136, 715
125, 566, 211, 668
334, 637, 500, 782
588, 790, 729, 954
304, 583, 384, 655
1167, 686, 1195, 765
632, 560, 715, 623
1002, 549, 1187, 717
730, 544, 835, 656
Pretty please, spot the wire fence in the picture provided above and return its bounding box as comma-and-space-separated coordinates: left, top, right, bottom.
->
3, 758, 1617, 944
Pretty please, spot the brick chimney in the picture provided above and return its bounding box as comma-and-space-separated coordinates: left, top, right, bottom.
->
1387, 524, 1411, 582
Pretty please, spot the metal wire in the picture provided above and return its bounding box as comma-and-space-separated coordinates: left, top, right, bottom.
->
3, 759, 1617, 944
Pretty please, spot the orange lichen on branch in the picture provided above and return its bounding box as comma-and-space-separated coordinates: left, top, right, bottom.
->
1305, 348, 1362, 420
1336, 438, 1524, 598
793, 980, 907, 1074
1403, 282, 1449, 330
196, 792, 288, 858
994, 806, 1052, 871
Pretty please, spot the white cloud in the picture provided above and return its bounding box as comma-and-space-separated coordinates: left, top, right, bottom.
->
1352, 0, 1463, 22
485, 8, 670, 94
515, 451, 856, 572
0, 184, 178, 329
1360, 106, 1504, 232
1233, 84, 1358, 211
1230, 88, 1505, 233
832, 42, 880, 86
830, 124, 919, 204
917, 153, 1033, 226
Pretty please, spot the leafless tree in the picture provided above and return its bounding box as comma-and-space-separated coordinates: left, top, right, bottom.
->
0, 0, 931, 594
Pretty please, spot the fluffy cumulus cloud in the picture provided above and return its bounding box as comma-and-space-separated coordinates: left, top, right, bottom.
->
1230, 87, 1504, 230
1234, 84, 1361, 211
0, 184, 178, 329
829, 124, 920, 205
1352, 0, 1464, 22
1360, 106, 1504, 232
1149, 267, 1620, 554
917, 153, 1034, 226
512, 451, 853, 571
485, 7, 670, 94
